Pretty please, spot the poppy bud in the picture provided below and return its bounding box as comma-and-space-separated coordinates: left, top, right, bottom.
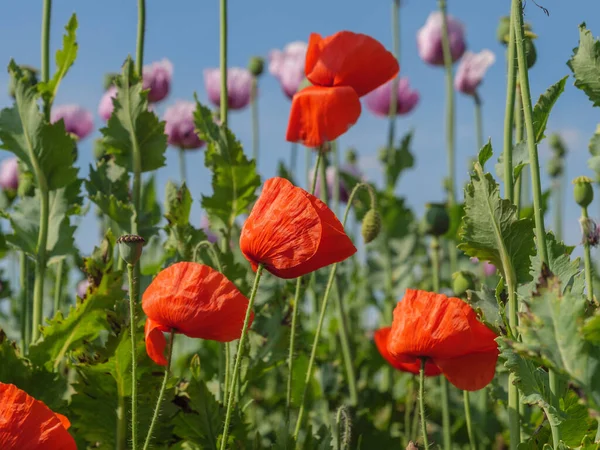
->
496, 16, 510, 45
8, 65, 38, 98
346, 148, 358, 164
452, 271, 476, 297
362, 209, 382, 244
524, 37, 537, 69
547, 158, 562, 179
573, 176, 594, 208
424, 203, 450, 236
248, 56, 265, 77
117, 234, 145, 266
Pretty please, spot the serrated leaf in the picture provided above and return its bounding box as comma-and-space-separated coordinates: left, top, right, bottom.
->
496, 142, 529, 181
466, 285, 505, 333
164, 181, 192, 227
532, 76, 568, 143
478, 140, 493, 166
37, 14, 78, 103
83, 229, 116, 286
568, 23, 600, 107
459, 148, 535, 286
101, 58, 167, 173
28, 271, 123, 369
0, 61, 78, 189
140, 234, 166, 276
385, 131, 414, 190
139, 174, 162, 238
194, 98, 261, 232
558, 391, 597, 446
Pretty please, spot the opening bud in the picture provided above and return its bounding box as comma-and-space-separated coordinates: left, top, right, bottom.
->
362, 209, 382, 244
424, 203, 450, 236
452, 271, 477, 297
573, 176, 594, 208
117, 234, 145, 266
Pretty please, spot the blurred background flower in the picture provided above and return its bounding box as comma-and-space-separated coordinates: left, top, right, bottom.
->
268, 41, 307, 99
164, 100, 205, 150
98, 86, 117, 121
454, 50, 495, 96
365, 77, 420, 117
417, 11, 466, 66
204, 67, 253, 110
143, 59, 173, 103
0, 157, 19, 190
52, 104, 94, 140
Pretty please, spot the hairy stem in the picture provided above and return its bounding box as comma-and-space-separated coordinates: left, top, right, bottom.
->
386, 0, 400, 193
419, 359, 430, 449
464, 390, 476, 450
53, 260, 64, 316
127, 263, 139, 450
251, 76, 259, 165
219, 0, 228, 127
582, 207, 593, 302
135, 0, 145, 75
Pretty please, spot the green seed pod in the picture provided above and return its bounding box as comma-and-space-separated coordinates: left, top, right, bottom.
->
452, 271, 477, 297
547, 158, 562, 179
525, 37, 537, 69
496, 16, 511, 45
9, 65, 38, 99
248, 56, 265, 77
361, 209, 382, 244
573, 176, 594, 208
117, 234, 145, 266
424, 203, 450, 237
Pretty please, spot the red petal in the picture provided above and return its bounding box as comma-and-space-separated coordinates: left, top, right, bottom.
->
374, 327, 441, 376
240, 177, 356, 279
54, 414, 70, 430
434, 349, 499, 391
142, 263, 253, 342
0, 383, 76, 450
144, 318, 168, 366
305, 31, 399, 97
285, 85, 361, 148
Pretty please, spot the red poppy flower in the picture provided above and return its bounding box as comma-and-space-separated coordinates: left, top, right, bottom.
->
240, 177, 356, 279
387, 289, 499, 391
142, 262, 253, 365
374, 327, 441, 376
286, 31, 399, 148
0, 382, 76, 450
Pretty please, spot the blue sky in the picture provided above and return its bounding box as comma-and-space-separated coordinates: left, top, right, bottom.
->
0, 0, 599, 258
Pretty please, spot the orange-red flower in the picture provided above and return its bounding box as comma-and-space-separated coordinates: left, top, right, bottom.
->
387, 289, 499, 391
374, 327, 441, 376
142, 262, 253, 365
240, 177, 356, 279
0, 382, 76, 450
286, 31, 399, 148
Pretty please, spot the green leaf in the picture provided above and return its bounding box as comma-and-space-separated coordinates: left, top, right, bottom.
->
37, 14, 78, 103
140, 234, 166, 276
496, 142, 529, 181
194, 98, 261, 231
165, 181, 192, 227
466, 285, 505, 333
568, 23, 600, 107
28, 271, 123, 370
582, 313, 600, 344
558, 391, 597, 446
519, 188, 551, 220
0, 61, 78, 189
139, 174, 162, 238
85, 159, 133, 230
459, 155, 535, 286
385, 131, 415, 189
101, 58, 167, 173
532, 76, 568, 143
83, 229, 116, 286
478, 140, 493, 167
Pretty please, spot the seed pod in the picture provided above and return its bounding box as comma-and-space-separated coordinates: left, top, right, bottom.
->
361, 209, 382, 244
424, 203, 450, 237
573, 176, 594, 208
117, 234, 145, 266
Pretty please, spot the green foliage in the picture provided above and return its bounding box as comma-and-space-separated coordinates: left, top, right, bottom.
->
0, 61, 78, 189
459, 144, 535, 285
194, 98, 261, 232
37, 14, 78, 105
101, 58, 167, 173
568, 23, 600, 107
86, 159, 132, 231
532, 76, 568, 143
589, 130, 600, 181
466, 285, 505, 333
385, 131, 414, 191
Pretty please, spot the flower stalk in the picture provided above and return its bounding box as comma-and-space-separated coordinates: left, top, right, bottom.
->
419, 358, 430, 449
385, 0, 401, 193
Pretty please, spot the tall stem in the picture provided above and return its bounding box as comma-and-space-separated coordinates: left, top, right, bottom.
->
290, 142, 298, 176
20, 254, 29, 353
127, 263, 139, 450
582, 207, 593, 302
41, 0, 51, 118
135, 0, 145, 76
431, 237, 451, 450
553, 177, 563, 241
53, 260, 64, 316
386, 0, 401, 193
332, 141, 340, 216
220, 265, 264, 450
251, 77, 259, 164
305, 148, 312, 190
178, 147, 186, 185
419, 359, 430, 449
219, 0, 229, 127
142, 330, 175, 450
333, 278, 358, 406
464, 390, 476, 450
514, 85, 524, 214
319, 152, 329, 204
31, 189, 49, 343
474, 93, 484, 152
513, 1, 560, 446
503, 22, 517, 202
286, 150, 323, 422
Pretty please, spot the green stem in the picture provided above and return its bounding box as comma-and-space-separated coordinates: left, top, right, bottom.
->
513, 1, 559, 446
290, 142, 298, 176
286, 150, 323, 422
333, 277, 358, 406
219, 0, 228, 127
224, 342, 231, 403
403, 377, 414, 446
503, 22, 517, 202
305, 147, 312, 190
142, 330, 175, 450
127, 263, 139, 450
514, 85, 524, 214
135, 0, 145, 76
116, 390, 127, 450
419, 359, 430, 449
53, 260, 64, 316
431, 237, 451, 450
582, 207, 593, 302
41, 0, 51, 118
319, 152, 329, 204
464, 390, 476, 450
220, 265, 264, 450
293, 183, 372, 438
178, 147, 186, 185
251, 77, 259, 164
332, 141, 340, 215
385, 0, 400, 193
474, 93, 484, 152
553, 177, 563, 241
31, 189, 49, 343
19, 254, 29, 353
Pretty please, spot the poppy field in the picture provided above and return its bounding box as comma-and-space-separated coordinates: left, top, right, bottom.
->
1, 0, 600, 449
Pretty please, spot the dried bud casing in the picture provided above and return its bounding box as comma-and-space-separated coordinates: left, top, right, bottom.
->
117, 234, 145, 266
362, 209, 382, 244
